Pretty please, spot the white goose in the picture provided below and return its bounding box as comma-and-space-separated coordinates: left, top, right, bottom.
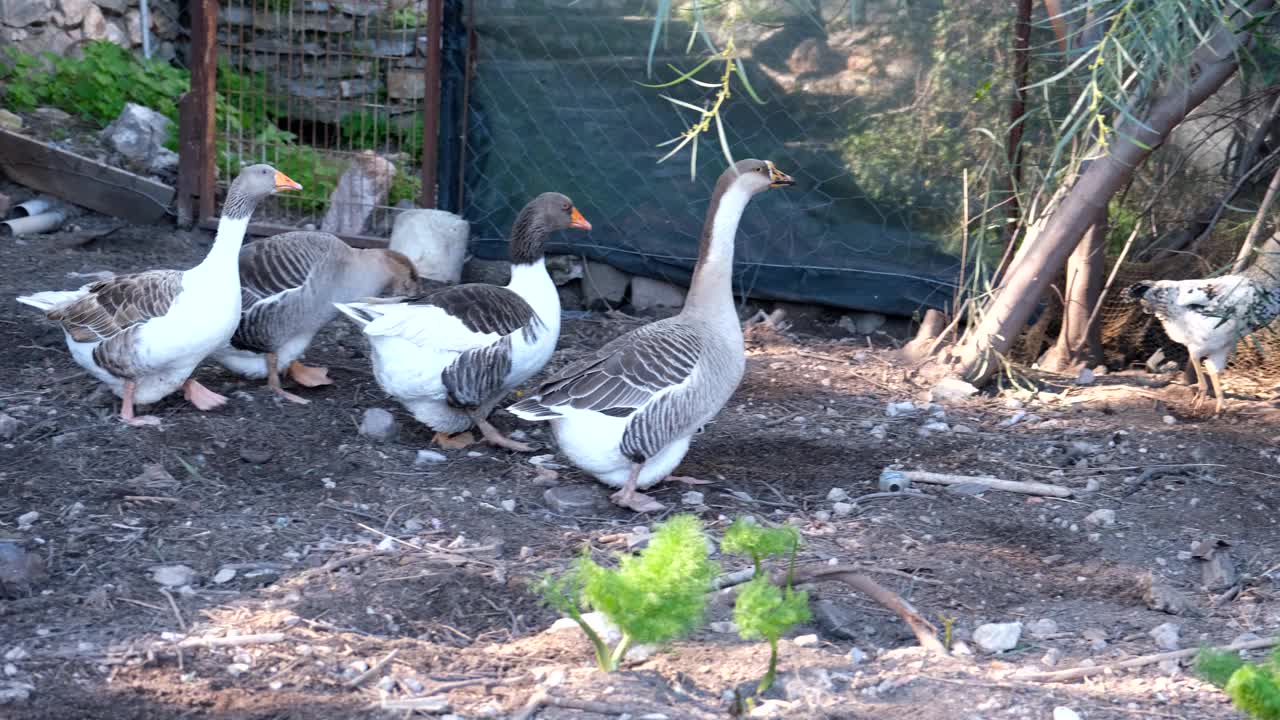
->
509, 159, 794, 512
212, 231, 420, 404
335, 192, 591, 451
16, 165, 300, 426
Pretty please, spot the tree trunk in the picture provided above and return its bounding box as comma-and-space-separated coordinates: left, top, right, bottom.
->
1039, 218, 1107, 372
951, 1, 1274, 386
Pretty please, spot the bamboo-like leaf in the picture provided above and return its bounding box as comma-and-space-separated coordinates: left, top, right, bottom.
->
689, 130, 698, 180
658, 133, 695, 164
714, 111, 734, 168
734, 59, 767, 105
1025, 44, 1101, 90
636, 55, 717, 88
645, 0, 671, 78
661, 94, 709, 113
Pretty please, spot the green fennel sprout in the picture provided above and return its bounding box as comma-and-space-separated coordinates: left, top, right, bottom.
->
734, 576, 811, 695
1198, 648, 1280, 719
721, 518, 800, 577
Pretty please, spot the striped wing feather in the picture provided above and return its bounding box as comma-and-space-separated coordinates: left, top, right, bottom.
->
233, 233, 340, 352
409, 283, 538, 340
51, 270, 183, 344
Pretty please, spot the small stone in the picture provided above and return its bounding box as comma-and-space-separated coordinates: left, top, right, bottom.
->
826, 487, 849, 502
1176, 551, 1192, 561
681, 491, 704, 506
358, 408, 398, 442
1163, 415, 1177, 425
0, 414, 18, 440
2, 664, 15, 677
1052, 708, 1081, 720
3, 647, 28, 662
1084, 508, 1116, 527
920, 421, 950, 433
1150, 622, 1180, 651
885, 401, 917, 417
999, 411, 1027, 428
239, 448, 272, 464
869, 424, 887, 440
151, 565, 196, 587
411, 449, 446, 466
709, 621, 738, 634
500, 499, 516, 512
212, 567, 236, 584
226, 662, 250, 676
831, 502, 853, 517
848, 647, 869, 665
401, 677, 425, 693
15, 512, 37, 530
972, 622, 1022, 653
0, 110, 22, 132
1027, 618, 1059, 638
542, 485, 604, 514
792, 634, 819, 647
952, 424, 976, 434
376, 676, 396, 692
582, 260, 630, 308
814, 510, 831, 522
928, 377, 979, 403
1075, 368, 1095, 385
1145, 580, 1191, 615
519, 546, 533, 559
1041, 648, 1062, 667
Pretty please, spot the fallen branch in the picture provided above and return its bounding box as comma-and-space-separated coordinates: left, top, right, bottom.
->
346, 648, 399, 689
1016, 635, 1280, 682
176, 632, 286, 649
513, 689, 693, 720
881, 469, 1073, 498
378, 696, 449, 713
786, 564, 948, 656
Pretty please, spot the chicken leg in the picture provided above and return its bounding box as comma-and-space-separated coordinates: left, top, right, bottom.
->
266, 352, 310, 405
611, 463, 665, 513
467, 409, 534, 452
119, 381, 161, 427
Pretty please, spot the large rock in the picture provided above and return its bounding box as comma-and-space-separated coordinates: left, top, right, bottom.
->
390, 208, 470, 284
58, 0, 90, 27
103, 17, 127, 45
1, 0, 53, 28
545, 254, 582, 286
81, 3, 106, 40
102, 103, 172, 169
630, 275, 686, 310
387, 69, 425, 99
582, 260, 629, 308
321, 151, 396, 236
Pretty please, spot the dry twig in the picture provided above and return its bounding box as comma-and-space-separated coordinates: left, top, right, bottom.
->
346, 648, 399, 689
1017, 635, 1280, 682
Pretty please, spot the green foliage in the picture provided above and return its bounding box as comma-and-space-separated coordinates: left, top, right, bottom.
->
1198, 648, 1280, 719
1, 41, 187, 127
340, 110, 424, 161
537, 515, 719, 672
734, 576, 811, 645
721, 518, 800, 576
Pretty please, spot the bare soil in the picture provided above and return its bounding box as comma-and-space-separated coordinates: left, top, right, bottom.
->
2, 203, 1279, 719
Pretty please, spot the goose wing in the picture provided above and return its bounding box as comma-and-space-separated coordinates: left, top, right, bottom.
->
48, 270, 185, 377
233, 232, 341, 352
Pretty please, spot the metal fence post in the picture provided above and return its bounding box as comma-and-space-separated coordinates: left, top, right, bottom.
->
420, 0, 444, 209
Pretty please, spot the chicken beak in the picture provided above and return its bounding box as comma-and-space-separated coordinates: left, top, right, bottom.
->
569, 206, 592, 231
767, 162, 795, 188
274, 171, 303, 192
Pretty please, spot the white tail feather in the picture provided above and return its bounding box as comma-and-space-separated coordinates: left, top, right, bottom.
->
333, 301, 375, 327
16, 289, 88, 313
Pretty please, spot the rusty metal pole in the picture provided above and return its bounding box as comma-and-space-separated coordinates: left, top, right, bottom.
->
420, 0, 444, 209
192, 0, 219, 222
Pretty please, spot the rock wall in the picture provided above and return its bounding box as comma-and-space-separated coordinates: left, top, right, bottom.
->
0, 0, 181, 62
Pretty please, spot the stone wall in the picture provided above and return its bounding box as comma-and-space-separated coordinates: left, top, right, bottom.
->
0, 0, 181, 62
216, 1, 432, 125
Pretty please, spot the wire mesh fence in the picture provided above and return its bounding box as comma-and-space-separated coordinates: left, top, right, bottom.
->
210, 0, 440, 232
462, 0, 979, 316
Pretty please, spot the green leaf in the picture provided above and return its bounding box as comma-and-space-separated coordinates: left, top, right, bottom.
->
733, 576, 811, 643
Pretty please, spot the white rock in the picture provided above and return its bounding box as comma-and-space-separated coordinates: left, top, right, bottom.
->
500, 499, 516, 512
1162, 415, 1177, 425
226, 662, 250, 676
999, 411, 1027, 428
545, 612, 654, 659
920, 421, 950, 433
826, 488, 849, 502
212, 567, 237, 584
832, 502, 854, 517
630, 276, 686, 310
1027, 618, 1059, 638
415, 449, 447, 465
848, 647, 869, 665
0, 414, 18, 440
1084, 508, 1116, 527
885, 401, 917, 417
1053, 708, 1081, 720
358, 408, 398, 442
151, 565, 196, 587
389, 208, 470, 284
1041, 647, 1062, 667
102, 103, 172, 166
972, 622, 1022, 653
792, 634, 819, 647
1149, 622, 1180, 651
928, 377, 979, 403
681, 491, 705, 506
1075, 368, 1095, 385
15, 512, 37, 530
2, 663, 15, 677
709, 621, 738, 634
581, 260, 630, 307
3, 647, 28, 661
868, 424, 887, 440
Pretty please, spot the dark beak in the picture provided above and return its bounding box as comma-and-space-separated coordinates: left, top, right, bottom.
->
768, 163, 795, 188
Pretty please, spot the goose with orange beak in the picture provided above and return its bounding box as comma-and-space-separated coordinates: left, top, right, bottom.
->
510, 160, 795, 512
18, 164, 300, 426
336, 192, 591, 451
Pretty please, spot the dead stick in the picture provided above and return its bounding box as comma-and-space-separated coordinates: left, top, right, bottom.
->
788, 565, 948, 656
158, 588, 187, 633
176, 632, 285, 649
1018, 635, 1280, 682
512, 689, 548, 720
346, 648, 399, 689
884, 469, 1073, 498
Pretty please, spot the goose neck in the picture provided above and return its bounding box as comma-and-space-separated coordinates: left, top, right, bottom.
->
190, 215, 250, 281
683, 183, 751, 317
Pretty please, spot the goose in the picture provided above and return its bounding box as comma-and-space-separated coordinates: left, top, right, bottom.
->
211, 231, 421, 404
16, 164, 300, 426
508, 159, 794, 512
335, 192, 591, 451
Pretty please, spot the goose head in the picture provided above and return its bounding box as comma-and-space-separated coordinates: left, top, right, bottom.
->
727, 158, 795, 194
379, 249, 422, 296
510, 192, 592, 264
223, 164, 302, 219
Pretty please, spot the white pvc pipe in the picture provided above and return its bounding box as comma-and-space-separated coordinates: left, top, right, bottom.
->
1, 211, 66, 237
12, 197, 55, 217
140, 0, 152, 58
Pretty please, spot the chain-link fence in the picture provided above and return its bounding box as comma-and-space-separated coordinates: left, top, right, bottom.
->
463, 0, 980, 317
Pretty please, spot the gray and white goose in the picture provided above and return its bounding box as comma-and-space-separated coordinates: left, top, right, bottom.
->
509, 159, 794, 512
16, 165, 300, 426
335, 192, 591, 451
211, 231, 420, 404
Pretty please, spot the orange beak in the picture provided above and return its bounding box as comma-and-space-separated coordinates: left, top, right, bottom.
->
569, 206, 592, 231
274, 170, 303, 192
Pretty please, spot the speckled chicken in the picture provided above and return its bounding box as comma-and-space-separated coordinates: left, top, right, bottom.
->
1128, 234, 1280, 413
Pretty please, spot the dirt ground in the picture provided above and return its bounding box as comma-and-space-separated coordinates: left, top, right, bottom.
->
2, 199, 1280, 720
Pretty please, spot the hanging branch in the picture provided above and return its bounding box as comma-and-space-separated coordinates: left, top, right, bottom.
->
1231, 160, 1280, 273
